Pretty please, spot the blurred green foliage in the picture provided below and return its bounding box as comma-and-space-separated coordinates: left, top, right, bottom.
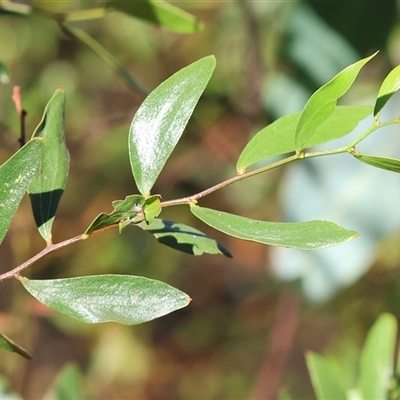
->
0, 0, 400, 399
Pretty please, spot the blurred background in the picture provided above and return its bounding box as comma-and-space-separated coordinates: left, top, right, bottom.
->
1, 0, 400, 399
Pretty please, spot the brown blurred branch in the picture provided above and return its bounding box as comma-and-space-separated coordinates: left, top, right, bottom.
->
250, 292, 301, 400
12, 86, 27, 147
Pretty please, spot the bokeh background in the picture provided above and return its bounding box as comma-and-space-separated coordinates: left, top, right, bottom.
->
1, 0, 400, 399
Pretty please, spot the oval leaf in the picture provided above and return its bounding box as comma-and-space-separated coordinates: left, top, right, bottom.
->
107, 0, 203, 33
129, 56, 216, 196
28, 88, 70, 243
374, 65, 400, 116
19, 275, 191, 325
0, 139, 43, 246
353, 152, 400, 173
190, 205, 359, 250
0, 331, 31, 360
138, 218, 232, 257
306, 352, 347, 400
0, 60, 9, 84
295, 52, 377, 151
359, 313, 397, 400
237, 105, 372, 172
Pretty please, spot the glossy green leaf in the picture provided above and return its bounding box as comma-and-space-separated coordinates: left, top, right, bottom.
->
138, 218, 232, 257
374, 65, 400, 116
306, 352, 347, 400
28, 88, 69, 244
359, 313, 396, 400
237, 105, 372, 172
0, 139, 43, 246
353, 152, 400, 173
0, 332, 31, 360
19, 275, 191, 325
190, 205, 359, 250
62, 24, 148, 96
295, 53, 377, 151
84, 194, 148, 236
129, 56, 215, 196
44, 364, 83, 400
107, 0, 203, 33
0, 60, 9, 84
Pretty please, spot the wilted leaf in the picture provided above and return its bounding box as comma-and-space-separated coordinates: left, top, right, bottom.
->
374, 64, 400, 116
190, 205, 359, 250
129, 56, 215, 196
237, 105, 372, 172
0, 331, 31, 360
0, 139, 43, 246
138, 218, 232, 257
295, 53, 377, 150
29, 88, 69, 243
19, 275, 191, 325
107, 0, 203, 33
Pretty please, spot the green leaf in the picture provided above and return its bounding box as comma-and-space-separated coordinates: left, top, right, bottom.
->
0, 139, 43, 246
306, 352, 347, 400
295, 52, 377, 151
0, 331, 31, 360
374, 65, 400, 116
106, 0, 203, 33
19, 275, 191, 325
0, 60, 9, 84
84, 194, 161, 236
138, 218, 232, 257
0, 0, 31, 16
44, 364, 83, 400
28, 88, 69, 244
129, 56, 215, 196
237, 105, 372, 172
62, 24, 148, 96
353, 152, 400, 173
358, 313, 397, 400
190, 205, 359, 250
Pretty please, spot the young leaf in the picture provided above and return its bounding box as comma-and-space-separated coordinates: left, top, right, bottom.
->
237, 105, 372, 173
0, 60, 9, 84
0, 331, 31, 360
138, 218, 232, 257
358, 313, 397, 400
353, 152, 400, 173
190, 205, 359, 250
374, 64, 400, 116
84, 194, 161, 236
295, 52, 377, 151
0, 139, 43, 246
107, 0, 203, 33
306, 352, 347, 400
28, 88, 70, 244
19, 275, 191, 325
129, 56, 216, 196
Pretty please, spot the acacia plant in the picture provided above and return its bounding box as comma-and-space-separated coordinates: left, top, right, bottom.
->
1, 51, 400, 360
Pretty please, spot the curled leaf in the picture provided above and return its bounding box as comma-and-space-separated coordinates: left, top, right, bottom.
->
138, 218, 232, 257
